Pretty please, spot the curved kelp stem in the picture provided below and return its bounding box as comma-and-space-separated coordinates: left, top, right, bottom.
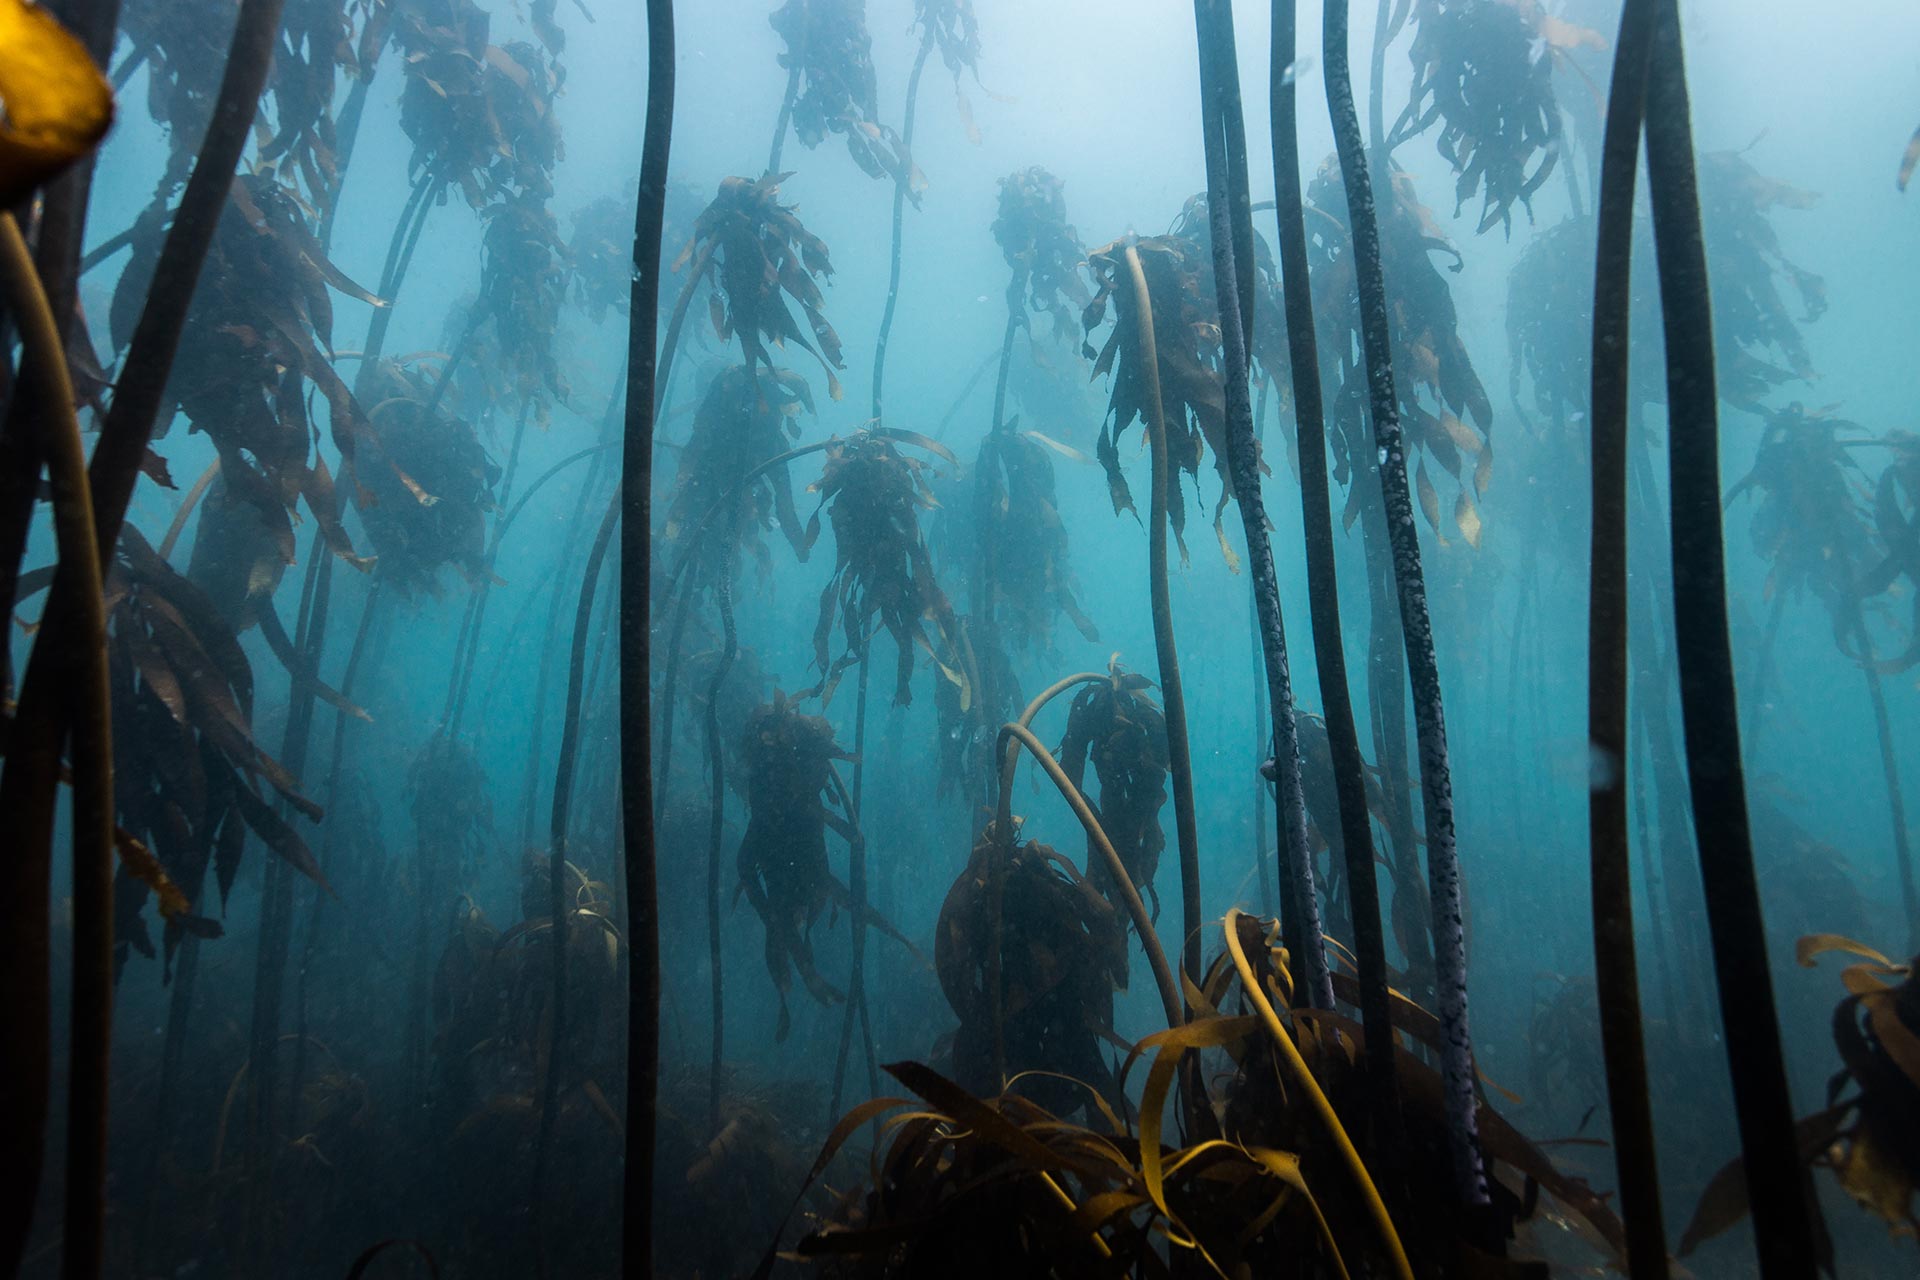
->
1322, 0, 1488, 1211
1642, 2, 1817, 1273
996, 723, 1183, 1032
0, 212, 115, 1280
623, 3, 674, 1258
1269, 0, 1396, 1112
1222, 909, 1413, 1280
0, 2, 288, 1269
871, 30, 935, 423
1121, 243, 1204, 992
1194, 0, 1332, 1012
534, 493, 620, 1265
1587, 1, 1669, 1277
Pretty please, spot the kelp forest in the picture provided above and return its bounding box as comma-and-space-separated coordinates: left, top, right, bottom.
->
4, 0, 1920, 1276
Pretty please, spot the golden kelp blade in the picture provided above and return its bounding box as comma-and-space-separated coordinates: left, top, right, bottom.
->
0, 0, 114, 207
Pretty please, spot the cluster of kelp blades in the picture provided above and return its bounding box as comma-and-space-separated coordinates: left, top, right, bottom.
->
2, 0, 1919, 1278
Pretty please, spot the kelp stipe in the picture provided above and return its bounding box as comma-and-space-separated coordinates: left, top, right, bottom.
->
1267, 0, 1398, 1130
1191, 0, 1332, 1013
1641, 0, 1820, 1273
1321, 0, 1488, 1216
1587, 0, 1669, 1275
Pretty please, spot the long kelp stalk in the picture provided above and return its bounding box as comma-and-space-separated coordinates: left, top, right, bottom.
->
622, 0, 674, 1265
1269, 0, 1396, 1103
1121, 244, 1204, 989
0, 2, 288, 1268
1193, 0, 1331, 1012
536, 493, 620, 1263
0, 211, 114, 1280
703, 463, 742, 1135
1322, 0, 1487, 1209
1587, 0, 1668, 1275
871, 30, 935, 422
829, 649, 877, 1120
1641, 1, 1816, 1272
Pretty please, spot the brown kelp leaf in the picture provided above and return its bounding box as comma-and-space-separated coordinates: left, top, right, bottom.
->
1900, 124, 1920, 192
1455, 491, 1483, 549
1416, 457, 1442, 532
114, 827, 191, 921
1798, 932, 1896, 970
228, 768, 331, 893
1678, 1106, 1850, 1254
0, 0, 114, 206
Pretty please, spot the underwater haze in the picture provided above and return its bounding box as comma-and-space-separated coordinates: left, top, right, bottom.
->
5, 0, 1920, 1275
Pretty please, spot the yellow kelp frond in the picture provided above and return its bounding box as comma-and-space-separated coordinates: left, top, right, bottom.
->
0, 0, 114, 206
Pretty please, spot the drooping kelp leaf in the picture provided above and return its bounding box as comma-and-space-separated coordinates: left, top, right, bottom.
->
935, 824, 1129, 1117
97, 527, 323, 976
0, 0, 113, 206
673, 173, 846, 400
914, 0, 984, 141
662, 363, 816, 583
971, 427, 1098, 652
1389, 0, 1604, 236
473, 189, 571, 406
352, 357, 502, 597
807, 429, 961, 705
1725, 404, 1881, 651
1082, 234, 1232, 553
256, 0, 359, 204
769, 0, 915, 187
735, 692, 912, 1043
1167, 192, 1293, 405
1057, 664, 1167, 927
566, 183, 704, 326
1307, 158, 1492, 548
992, 166, 1089, 338
1698, 148, 1827, 409
394, 6, 563, 206
1859, 431, 1920, 674
111, 173, 377, 624
1682, 938, 1920, 1251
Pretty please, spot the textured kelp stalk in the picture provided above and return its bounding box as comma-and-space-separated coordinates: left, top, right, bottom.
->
1321, 0, 1487, 1208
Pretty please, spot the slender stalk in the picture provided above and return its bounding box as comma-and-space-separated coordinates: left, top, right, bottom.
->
355, 171, 443, 393
1643, 2, 1815, 1273
622, 2, 674, 1261
535, 492, 620, 1261
1195, 0, 1332, 1011
702, 495, 740, 1137
1270, 0, 1397, 1103
997, 723, 1183, 1031
0, 2, 287, 1268
1, 211, 115, 1280
870, 31, 934, 423
445, 399, 533, 735
1587, 1, 1668, 1274
1121, 244, 1204, 990
1323, 0, 1487, 1209
830, 647, 874, 1120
